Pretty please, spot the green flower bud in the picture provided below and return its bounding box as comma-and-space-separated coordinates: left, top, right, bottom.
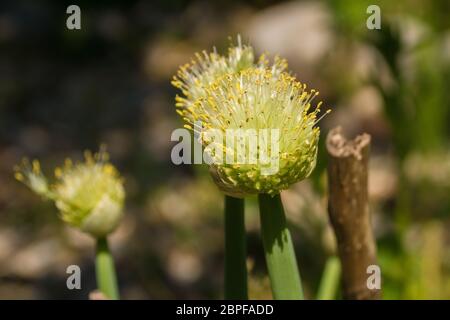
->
14, 148, 125, 238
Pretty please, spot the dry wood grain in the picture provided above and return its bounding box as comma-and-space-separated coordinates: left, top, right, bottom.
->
326, 126, 381, 300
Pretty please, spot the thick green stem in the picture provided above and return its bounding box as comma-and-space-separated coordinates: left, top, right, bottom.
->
95, 237, 120, 300
317, 256, 341, 300
258, 193, 303, 300
224, 195, 248, 299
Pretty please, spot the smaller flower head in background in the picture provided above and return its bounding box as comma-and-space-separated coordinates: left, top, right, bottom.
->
14, 147, 125, 238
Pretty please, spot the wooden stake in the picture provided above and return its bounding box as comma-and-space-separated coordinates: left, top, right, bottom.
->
326, 127, 381, 300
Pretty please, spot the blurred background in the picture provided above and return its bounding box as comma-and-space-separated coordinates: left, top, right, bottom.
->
0, 0, 449, 299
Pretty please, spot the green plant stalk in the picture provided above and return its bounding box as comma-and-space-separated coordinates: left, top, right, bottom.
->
258, 193, 303, 300
224, 195, 248, 299
317, 255, 341, 300
95, 237, 120, 300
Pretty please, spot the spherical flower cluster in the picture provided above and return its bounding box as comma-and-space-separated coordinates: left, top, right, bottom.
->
14, 148, 125, 238
172, 37, 328, 196
172, 37, 288, 129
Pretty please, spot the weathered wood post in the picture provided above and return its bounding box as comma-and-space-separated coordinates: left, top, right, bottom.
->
326, 126, 381, 300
